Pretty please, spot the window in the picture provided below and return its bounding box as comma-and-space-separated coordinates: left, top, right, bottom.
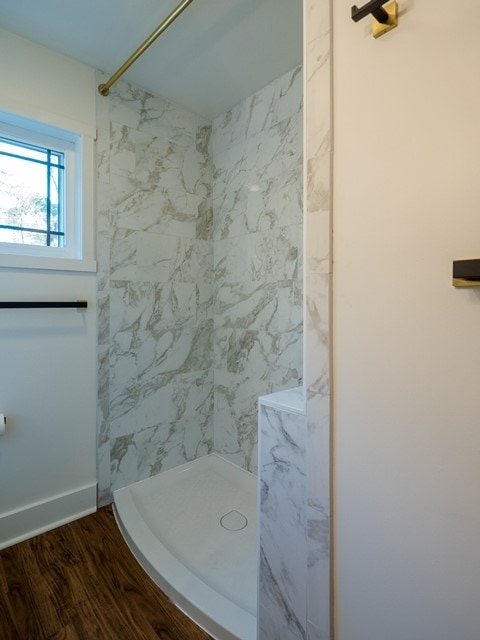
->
0, 111, 95, 272
0, 136, 66, 248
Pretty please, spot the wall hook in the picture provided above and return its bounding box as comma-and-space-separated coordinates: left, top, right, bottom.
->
351, 0, 398, 39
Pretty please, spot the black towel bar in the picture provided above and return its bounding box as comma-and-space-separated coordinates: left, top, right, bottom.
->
0, 301, 88, 309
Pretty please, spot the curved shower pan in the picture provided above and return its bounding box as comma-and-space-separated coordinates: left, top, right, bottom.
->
113, 453, 258, 640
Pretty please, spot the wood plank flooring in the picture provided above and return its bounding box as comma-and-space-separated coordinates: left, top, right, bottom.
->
0, 506, 212, 640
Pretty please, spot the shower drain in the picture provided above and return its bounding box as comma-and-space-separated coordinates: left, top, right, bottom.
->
220, 510, 248, 531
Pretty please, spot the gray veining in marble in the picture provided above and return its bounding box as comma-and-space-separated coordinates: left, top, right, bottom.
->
96, 73, 214, 504
304, 0, 332, 637
257, 2, 332, 638
96, 63, 303, 499
258, 402, 307, 640
212, 65, 304, 473
95, 27, 329, 638
94, 51, 331, 640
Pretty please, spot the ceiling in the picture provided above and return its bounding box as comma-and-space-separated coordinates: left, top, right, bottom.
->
0, 0, 303, 119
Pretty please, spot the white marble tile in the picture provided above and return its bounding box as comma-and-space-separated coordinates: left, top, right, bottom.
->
307, 620, 327, 640
213, 327, 235, 372
259, 404, 307, 639
110, 228, 136, 282
275, 224, 302, 281
243, 114, 302, 184
212, 65, 303, 159
110, 122, 136, 177
304, 0, 331, 45
136, 232, 182, 283
213, 186, 249, 240
96, 127, 110, 185
108, 318, 213, 438
277, 280, 304, 333
97, 76, 215, 502
213, 175, 302, 242
212, 103, 247, 157
169, 239, 213, 284
96, 180, 111, 233
110, 173, 199, 237
259, 386, 305, 415
196, 194, 213, 241
109, 79, 208, 138
259, 603, 306, 640
135, 323, 213, 380
97, 291, 110, 347
110, 434, 138, 493
305, 209, 331, 277
243, 81, 276, 139
305, 271, 330, 393
109, 281, 197, 335
97, 441, 111, 507
307, 389, 330, 514
135, 422, 185, 479
214, 281, 278, 331
306, 151, 331, 216
139, 369, 213, 427
307, 508, 330, 637
97, 345, 110, 446
224, 231, 275, 283
182, 413, 213, 460
196, 282, 214, 321
108, 85, 142, 129
127, 233, 212, 285
303, 2, 333, 639
135, 413, 212, 481
269, 331, 303, 387
96, 228, 110, 293
214, 329, 300, 382
214, 372, 271, 472
272, 65, 304, 126
274, 163, 304, 228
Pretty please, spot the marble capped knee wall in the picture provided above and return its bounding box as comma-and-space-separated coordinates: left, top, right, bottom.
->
96, 66, 303, 503
258, 388, 307, 640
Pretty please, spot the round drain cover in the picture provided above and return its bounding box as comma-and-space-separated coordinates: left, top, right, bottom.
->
220, 510, 248, 531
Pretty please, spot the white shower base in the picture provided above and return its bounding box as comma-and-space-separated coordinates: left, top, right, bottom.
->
113, 453, 258, 640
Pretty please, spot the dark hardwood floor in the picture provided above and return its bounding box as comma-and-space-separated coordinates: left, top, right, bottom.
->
0, 506, 212, 640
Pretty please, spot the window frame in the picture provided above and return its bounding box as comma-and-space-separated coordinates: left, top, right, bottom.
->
0, 110, 96, 273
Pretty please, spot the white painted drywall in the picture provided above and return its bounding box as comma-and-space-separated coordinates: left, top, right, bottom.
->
0, 28, 96, 134
0, 31, 97, 544
333, 2, 480, 639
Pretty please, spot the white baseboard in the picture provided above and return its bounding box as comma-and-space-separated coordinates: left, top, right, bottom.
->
0, 483, 97, 550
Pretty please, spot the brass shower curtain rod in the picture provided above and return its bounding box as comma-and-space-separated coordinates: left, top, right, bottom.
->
98, 0, 194, 96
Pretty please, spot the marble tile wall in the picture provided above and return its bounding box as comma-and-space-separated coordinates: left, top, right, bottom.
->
96, 74, 214, 505
96, 66, 304, 502
304, 1, 332, 638
212, 66, 304, 474
257, 1, 332, 638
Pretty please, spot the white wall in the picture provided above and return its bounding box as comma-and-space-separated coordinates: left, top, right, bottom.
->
0, 28, 95, 134
0, 30, 97, 547
333, 2, 480, 639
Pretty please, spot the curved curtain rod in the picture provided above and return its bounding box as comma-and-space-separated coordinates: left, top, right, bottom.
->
98, 0, 195, 97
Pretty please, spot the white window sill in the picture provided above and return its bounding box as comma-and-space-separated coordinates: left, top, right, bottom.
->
0, 254, 97, 273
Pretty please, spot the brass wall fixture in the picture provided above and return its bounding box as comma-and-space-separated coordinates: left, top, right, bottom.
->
452, 259, 480, 288
98, 0, 195, 96
351, 0, 398, 39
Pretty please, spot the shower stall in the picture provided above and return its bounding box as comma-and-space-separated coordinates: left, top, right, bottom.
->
95, 0, 331, 638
